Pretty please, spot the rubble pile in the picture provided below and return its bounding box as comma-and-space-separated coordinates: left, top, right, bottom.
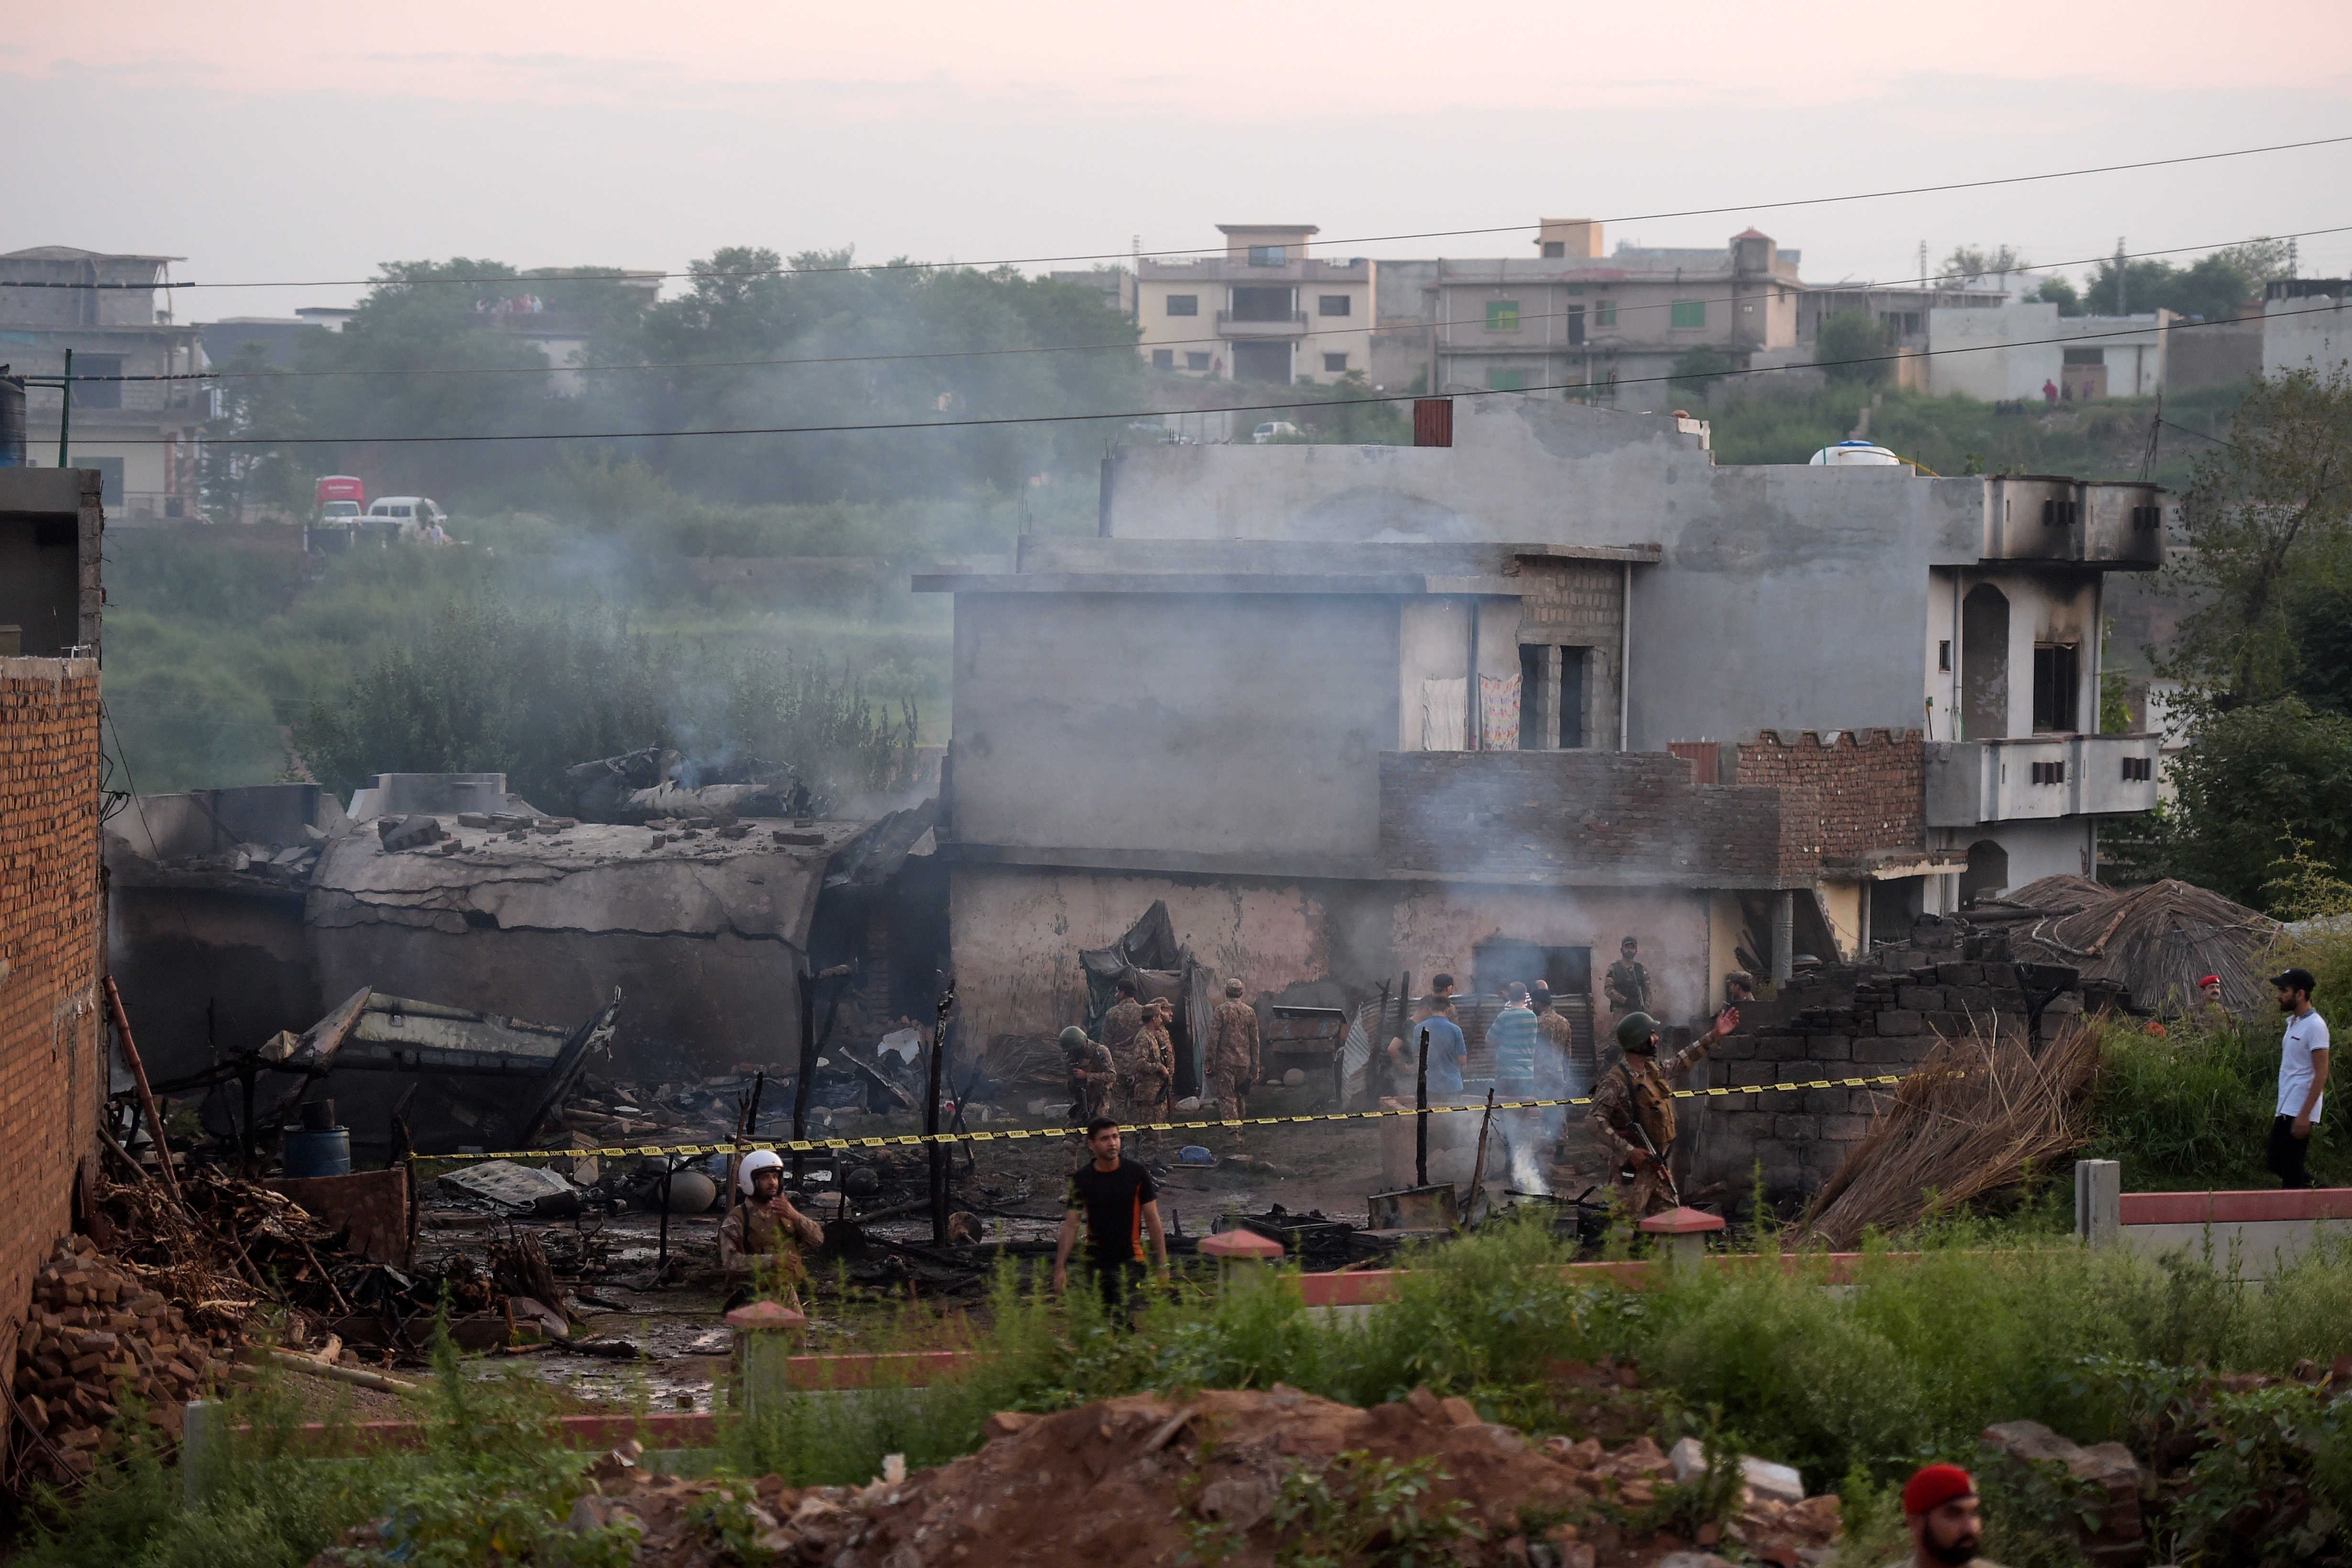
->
12, 1238, 222, 1483
356, 1386, 1842, 1568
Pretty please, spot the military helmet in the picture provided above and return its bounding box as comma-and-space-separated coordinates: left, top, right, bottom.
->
1058, 1025, 1089, 1051
1614, 1011, 1661, 1053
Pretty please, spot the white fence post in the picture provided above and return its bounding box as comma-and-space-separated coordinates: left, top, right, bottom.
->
2075, 1159, 2121, 1248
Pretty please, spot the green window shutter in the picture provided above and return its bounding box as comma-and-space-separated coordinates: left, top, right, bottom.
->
1671, 300, 1706, 329
1488, 369, 1526, 392
1485, 300, 1521, 331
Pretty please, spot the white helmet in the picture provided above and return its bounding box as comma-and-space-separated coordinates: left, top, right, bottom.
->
737, 1148, 784, 1194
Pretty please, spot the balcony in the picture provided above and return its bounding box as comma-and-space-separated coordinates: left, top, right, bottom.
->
1216, 310, 1309, 338
1924, 734, 2161, 826
1982, 476, 2165, 570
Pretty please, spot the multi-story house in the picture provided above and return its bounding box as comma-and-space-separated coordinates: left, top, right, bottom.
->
1136, 225, 1375, 385
0, 248, 207, 519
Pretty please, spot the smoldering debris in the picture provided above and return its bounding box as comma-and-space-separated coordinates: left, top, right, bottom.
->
566, 746, 815, 825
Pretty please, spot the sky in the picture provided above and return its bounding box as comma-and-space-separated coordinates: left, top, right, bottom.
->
8, 0, 2352, 318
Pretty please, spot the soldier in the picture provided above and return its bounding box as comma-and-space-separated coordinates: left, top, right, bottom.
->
1208, 979, 1262, 1127
1604, 936, 1652, 1017
719, 1150, 827, 1308
1531, 982, 1579, 1138
1100, 977, 1146, 1081
1121, 998, 1176, 1129
1061, 1025, 1115, 1124
1588, 1005, 1739, 1218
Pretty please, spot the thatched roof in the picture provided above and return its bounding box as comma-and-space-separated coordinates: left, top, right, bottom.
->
2005, 878, 2279, 1017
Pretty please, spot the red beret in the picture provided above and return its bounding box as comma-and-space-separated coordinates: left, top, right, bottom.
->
1903, 1463, 1976, 1516
2199, 975, 2221, 988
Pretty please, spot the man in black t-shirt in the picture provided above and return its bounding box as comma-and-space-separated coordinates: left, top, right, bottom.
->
1053, 1117, 1170, 1314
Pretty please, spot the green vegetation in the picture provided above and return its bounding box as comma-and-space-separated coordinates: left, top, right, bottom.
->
29, 1226, 2352, 1567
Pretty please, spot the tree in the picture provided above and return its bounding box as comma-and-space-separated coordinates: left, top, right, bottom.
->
2154, 366, 2352, 714
1669, 346, 1734, 402
2148, 697, 2352, 911
1943, 244, 2028, 280
2027, 277, 2083, 316
1814, 309, 1886, 385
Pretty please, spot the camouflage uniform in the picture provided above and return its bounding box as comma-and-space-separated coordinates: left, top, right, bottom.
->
1120, 1013, 1175, 1126
1534, 1004, 1578, 1136
1588, 1035, 1713, 1218
1208, 996, 1262, 1121
1065, 1038, 1116, 1122
1101, 997, 1146, 1080
719, 1195, 825, 1307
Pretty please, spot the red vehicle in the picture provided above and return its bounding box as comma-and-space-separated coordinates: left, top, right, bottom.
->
315, 476, 366, 519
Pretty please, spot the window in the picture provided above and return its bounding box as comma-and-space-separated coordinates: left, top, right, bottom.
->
74, 354, 124, 412
1323, 353, 1349, 372
1485, 300, 1520, 332
1670, 300, 1706, 329
1489, 369, 1526, 392
1317, 295, 1351, 317
1230, 286, 1293, 323
1151, 349, 1175, 370
1165, 294, 1198, 316
2062, 347, 2105, 366
1938, 639, 1952, 673
2029, 760, 2069, 785
2121, 756, 2154, 782
1247, 245, 1286, 266
2032, 643, 2081, 732
1186, 351, 1212, 371
1559, 647, 1588, 748
1567, 304, 1586, 346
1595, 299, 1617, 327
80, 455, 124, 505
1541, 241, 1566, 258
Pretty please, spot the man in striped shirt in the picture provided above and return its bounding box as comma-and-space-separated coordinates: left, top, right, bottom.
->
1488, 982, 1541, 1167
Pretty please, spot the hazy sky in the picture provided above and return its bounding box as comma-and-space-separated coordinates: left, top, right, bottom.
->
10, 0, 2352, 317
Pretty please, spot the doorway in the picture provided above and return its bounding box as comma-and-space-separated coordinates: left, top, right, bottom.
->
1961, 840, 2010, 906
1232, 341, 1292, 383
1961, 584, 2010, 740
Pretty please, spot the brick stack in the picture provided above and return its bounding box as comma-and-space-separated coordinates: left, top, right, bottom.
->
1696, 921, 2084, 1201
0, 658, 107, 1481
12, 1237, 219, 1481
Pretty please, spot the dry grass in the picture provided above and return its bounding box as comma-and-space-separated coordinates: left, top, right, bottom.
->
1796, 1020, 2102, 1248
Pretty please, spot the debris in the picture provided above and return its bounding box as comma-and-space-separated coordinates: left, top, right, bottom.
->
1979, 1419, 2145, 1562
12, 1239, 221, 1485
377, 815, 445, 852
439, 1160, 578, 1212
1797, 1019, 2101, 1248
1994, 877, 2279, 1019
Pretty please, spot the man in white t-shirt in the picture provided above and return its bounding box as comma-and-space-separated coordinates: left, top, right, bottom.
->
2268, 967, 2331, 1190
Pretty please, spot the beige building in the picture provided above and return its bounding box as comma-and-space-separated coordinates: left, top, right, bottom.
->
1410, 221, 1807, 402
1, 248, 207, 519
1136, 225, 1375, 384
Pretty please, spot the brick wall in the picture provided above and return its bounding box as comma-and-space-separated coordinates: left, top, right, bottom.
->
1731, 729, 1923, 867
1380, 750, 1816, 885
1691, 918, 2087, 1203
1510, 559, 1624, 742
0, 658, 106, 1446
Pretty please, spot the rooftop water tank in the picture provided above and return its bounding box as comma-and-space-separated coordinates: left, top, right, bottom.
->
1809, 441, 1904, 467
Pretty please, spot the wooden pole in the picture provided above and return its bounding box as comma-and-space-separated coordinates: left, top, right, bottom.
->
1415, 1024, 1431, 1189
926, 980, 955, 1244
102, 976, 183, 1206
1465, 1086, 1497, 1228
791, 969, 816, 1187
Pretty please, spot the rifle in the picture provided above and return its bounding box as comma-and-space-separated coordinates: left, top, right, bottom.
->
1631, 1122, 1682, 1209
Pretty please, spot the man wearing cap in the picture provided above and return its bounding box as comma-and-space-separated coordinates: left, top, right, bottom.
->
1588, 1003, 1739, 1217
1208, 979, 1262, 1127
1900, 1463, 1996, 1568
1060, 1025, 1115, 1124
2269, 967, 2331, 1190
720, 1150, 826, 1305
1605, 936, 1652, 1017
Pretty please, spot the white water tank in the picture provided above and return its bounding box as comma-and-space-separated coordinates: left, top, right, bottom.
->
1809, 441, 1904, 467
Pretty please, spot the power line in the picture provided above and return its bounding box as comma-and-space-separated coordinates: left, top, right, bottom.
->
9, 132, 2350, 292
55, 223, 2351, 385
102, 299, 2330, 449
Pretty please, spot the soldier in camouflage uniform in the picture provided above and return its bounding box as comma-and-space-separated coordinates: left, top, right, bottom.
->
1208, 979, 1262, 1127
1588, 1005, 1738, 1218
1120, 999, 1176, 1143
1100, 977, 1146, 1085
1061, 1025, 1116, 1124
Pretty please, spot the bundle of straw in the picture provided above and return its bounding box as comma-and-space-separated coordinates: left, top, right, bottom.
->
1796, 1019, 2101, 1248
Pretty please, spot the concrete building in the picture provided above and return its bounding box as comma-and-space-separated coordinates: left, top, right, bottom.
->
0, 468, 109, 1483
1048, 267, 1137, 321
2262, 279, 2352, 379
1408, 224, 1808, 402
920, 395, 2164, 1068
0, 249, 207, 518
1926, 303, 2171, 402
1136, 226, 1375, 385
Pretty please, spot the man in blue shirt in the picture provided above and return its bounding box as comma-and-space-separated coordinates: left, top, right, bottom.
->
1388, 975, 1468, 1097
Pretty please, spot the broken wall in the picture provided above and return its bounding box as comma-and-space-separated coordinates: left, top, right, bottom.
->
0, 655, 106, 1443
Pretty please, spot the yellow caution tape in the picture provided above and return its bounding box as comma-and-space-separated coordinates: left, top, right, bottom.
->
414, 1073, 1906, 1164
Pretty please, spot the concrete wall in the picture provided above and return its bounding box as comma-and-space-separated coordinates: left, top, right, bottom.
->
1927, 304, 2167, 401
2265, 292, 2352, 378
948, 590, 1402, 868
1103, 397, 1985, 751
947, 860, 1710, 1045
0, 657, 106, 1474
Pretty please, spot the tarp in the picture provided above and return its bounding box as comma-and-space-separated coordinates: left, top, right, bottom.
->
1079, 901, 1208, 1100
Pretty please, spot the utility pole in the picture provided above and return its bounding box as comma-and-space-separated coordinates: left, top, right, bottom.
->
2115, 237, 2128, 315
57, 348, 71, 468
1918, 240, 1928, 287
